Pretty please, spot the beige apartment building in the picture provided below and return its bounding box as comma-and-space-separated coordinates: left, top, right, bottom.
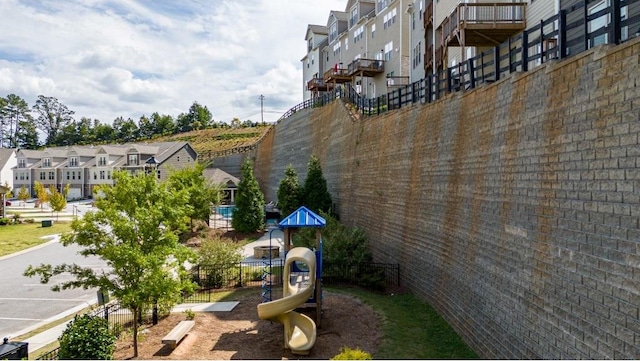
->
12, 142, 197, 200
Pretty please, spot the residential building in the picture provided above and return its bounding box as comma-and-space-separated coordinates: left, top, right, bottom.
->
0, 148, 17, 190
203, 168, 240, 205
12, 141, 198, 200
304, 0, 413, 99
302, 25, 330, 100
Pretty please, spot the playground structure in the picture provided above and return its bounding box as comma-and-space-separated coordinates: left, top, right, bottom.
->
257, 206, 325, 355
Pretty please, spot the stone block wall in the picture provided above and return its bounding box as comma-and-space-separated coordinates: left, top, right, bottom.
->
251, 39, 640, 359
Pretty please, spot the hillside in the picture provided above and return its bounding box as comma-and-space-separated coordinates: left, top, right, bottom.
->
154, 125, 272, 156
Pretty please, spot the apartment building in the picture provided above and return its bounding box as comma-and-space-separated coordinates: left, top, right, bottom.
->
302, 25, 329, 100
304, 0, 414, 99
12, 141, 197, 200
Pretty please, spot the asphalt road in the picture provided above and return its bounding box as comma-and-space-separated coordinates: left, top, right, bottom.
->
0, 237, 109, 339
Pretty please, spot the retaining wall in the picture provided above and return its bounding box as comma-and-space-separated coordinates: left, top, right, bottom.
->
249, 39, 640, 359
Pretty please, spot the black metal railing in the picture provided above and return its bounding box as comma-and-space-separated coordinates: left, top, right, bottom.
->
36, 348, 59, 360
323, 262, 400, 290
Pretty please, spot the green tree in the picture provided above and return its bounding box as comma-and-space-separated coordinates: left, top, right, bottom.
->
231, 158, 265, 233
24, 171, 196, 358
1, 94, 35, 148
277, 164, 301, 218
301, 154, 333, 214
58, 314, 116, 360
34, 181, 50, 210
32, 95, 75, 146
166, 163, 222, 229
17, 185, 30, 207
49, 184, 69, 220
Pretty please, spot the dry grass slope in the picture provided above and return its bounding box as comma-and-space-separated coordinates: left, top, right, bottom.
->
153, 126, 272, 155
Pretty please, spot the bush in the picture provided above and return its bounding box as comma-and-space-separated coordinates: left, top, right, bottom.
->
58, 314, 116, 360
331, 346, 373, 360
0, 218, 10, 225
195, 235, 243, 288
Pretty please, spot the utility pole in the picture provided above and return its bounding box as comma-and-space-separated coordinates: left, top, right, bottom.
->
259, 95, 265, 124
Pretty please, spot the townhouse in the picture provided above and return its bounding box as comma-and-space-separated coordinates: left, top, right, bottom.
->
303, 0, 638, 100
12, 141, 198, 200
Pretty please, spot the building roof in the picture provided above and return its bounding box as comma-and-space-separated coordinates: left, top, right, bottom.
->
0, 148, 16, 170
203, 168, 240, 187
279, 206, 326, 228
306, 24, 328, 38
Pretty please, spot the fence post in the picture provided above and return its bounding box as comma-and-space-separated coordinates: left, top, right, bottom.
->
508, 37, 513, 73
540, 20, 545, 64
494, 45, 501, 81
522, 30, 529, 72
583, 3, 589, 51
398, 88, 402, 108
610, 0, 621, 45
558, 10, 567, 60
467, 58, 475, 89
427, 75, 432, 103
447, 67, 453, 93
239, 262, 242, 287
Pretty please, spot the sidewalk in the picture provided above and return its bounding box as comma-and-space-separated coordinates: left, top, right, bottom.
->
19, 227, 285, 355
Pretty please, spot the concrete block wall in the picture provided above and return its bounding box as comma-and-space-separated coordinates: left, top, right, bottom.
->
252, 38, 640, 359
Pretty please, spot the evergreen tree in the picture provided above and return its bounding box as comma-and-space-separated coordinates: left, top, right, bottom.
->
301, 154, 333, 214
231, 158, 265, 233
277, 164, 301, 217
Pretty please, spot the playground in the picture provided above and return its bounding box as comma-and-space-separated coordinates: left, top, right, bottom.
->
114, 207, 381, 359
111, 289, 381, 359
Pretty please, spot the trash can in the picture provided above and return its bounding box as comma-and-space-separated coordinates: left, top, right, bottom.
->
0, 338, 28, 360
41, 219, 53, 227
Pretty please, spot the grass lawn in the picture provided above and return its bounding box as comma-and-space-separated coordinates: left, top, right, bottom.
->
328, 286, 479, 359
0, 222, 73, 257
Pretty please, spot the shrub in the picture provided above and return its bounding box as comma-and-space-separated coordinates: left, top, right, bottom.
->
183, 309, 195, 320
58, 314, 116, 360
195, 235, 243, 288
0, 218, 10, 225
331, 346, 373, 360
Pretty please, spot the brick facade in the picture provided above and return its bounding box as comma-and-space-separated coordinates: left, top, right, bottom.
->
249, 38, 640, 359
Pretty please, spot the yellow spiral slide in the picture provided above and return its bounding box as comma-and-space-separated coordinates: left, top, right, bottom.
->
257, 247, 317, 355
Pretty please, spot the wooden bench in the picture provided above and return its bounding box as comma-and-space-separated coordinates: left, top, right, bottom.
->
161, 320, 195, 349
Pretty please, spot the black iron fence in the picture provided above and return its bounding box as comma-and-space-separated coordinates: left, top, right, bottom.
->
323, 261, 400, 291
331, 0, 639, 117
35, 348, 59, 360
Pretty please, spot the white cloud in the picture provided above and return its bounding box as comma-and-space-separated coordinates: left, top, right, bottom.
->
0, 0, 346, 124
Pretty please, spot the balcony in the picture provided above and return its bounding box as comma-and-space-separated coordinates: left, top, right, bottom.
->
440, 3, 527, 47
347, 58, 385, 78
307, 78, 332, 92
323, 67, 352, 84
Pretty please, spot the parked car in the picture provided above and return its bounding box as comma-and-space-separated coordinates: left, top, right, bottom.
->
5, 200, 11, 206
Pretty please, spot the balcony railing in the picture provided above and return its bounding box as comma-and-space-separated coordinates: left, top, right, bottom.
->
347, 58, 385, 77
323, 67, 352, 84
386, 76, 410, 87
441, 3, 527, 46
307, 77, 332, 91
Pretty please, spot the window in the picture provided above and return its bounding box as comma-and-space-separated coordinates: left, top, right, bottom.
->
345, 38, 349, 51
177, 156, 180, 162
69, 157, 78, 167
588, 0, 608, 47
66, 171, 70, 180
40, 172, 45, 180
350, 6, 358, 28
308, 37, 313, 52
330, 22, 338, 42
413, 41, 422, 68
18, 159, 26, 168
107, 171, 111, 180
48, 171, 54, 180
384, 41, 393, 61
157, 170, 161, 179
94, 172, 97, 180
98, 156, 107, 166
43, 158, 51, 167
128, 154, 139, 165
72, 171, 76, 180
26, 173, 28, 180
377, 0, 389, 12
333, 42, 341, 57
371, 24, 376, 38
354, 26, 364, 43
78, 172, 81, 180
100, 171, 105, 180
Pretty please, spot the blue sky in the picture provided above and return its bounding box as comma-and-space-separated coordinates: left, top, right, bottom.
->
0, 0, 345, 124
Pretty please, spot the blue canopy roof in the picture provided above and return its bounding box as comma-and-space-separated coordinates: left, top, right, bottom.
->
278, 206, 326, 228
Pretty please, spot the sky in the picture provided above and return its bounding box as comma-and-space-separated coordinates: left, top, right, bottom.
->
0, 0, 346, 125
